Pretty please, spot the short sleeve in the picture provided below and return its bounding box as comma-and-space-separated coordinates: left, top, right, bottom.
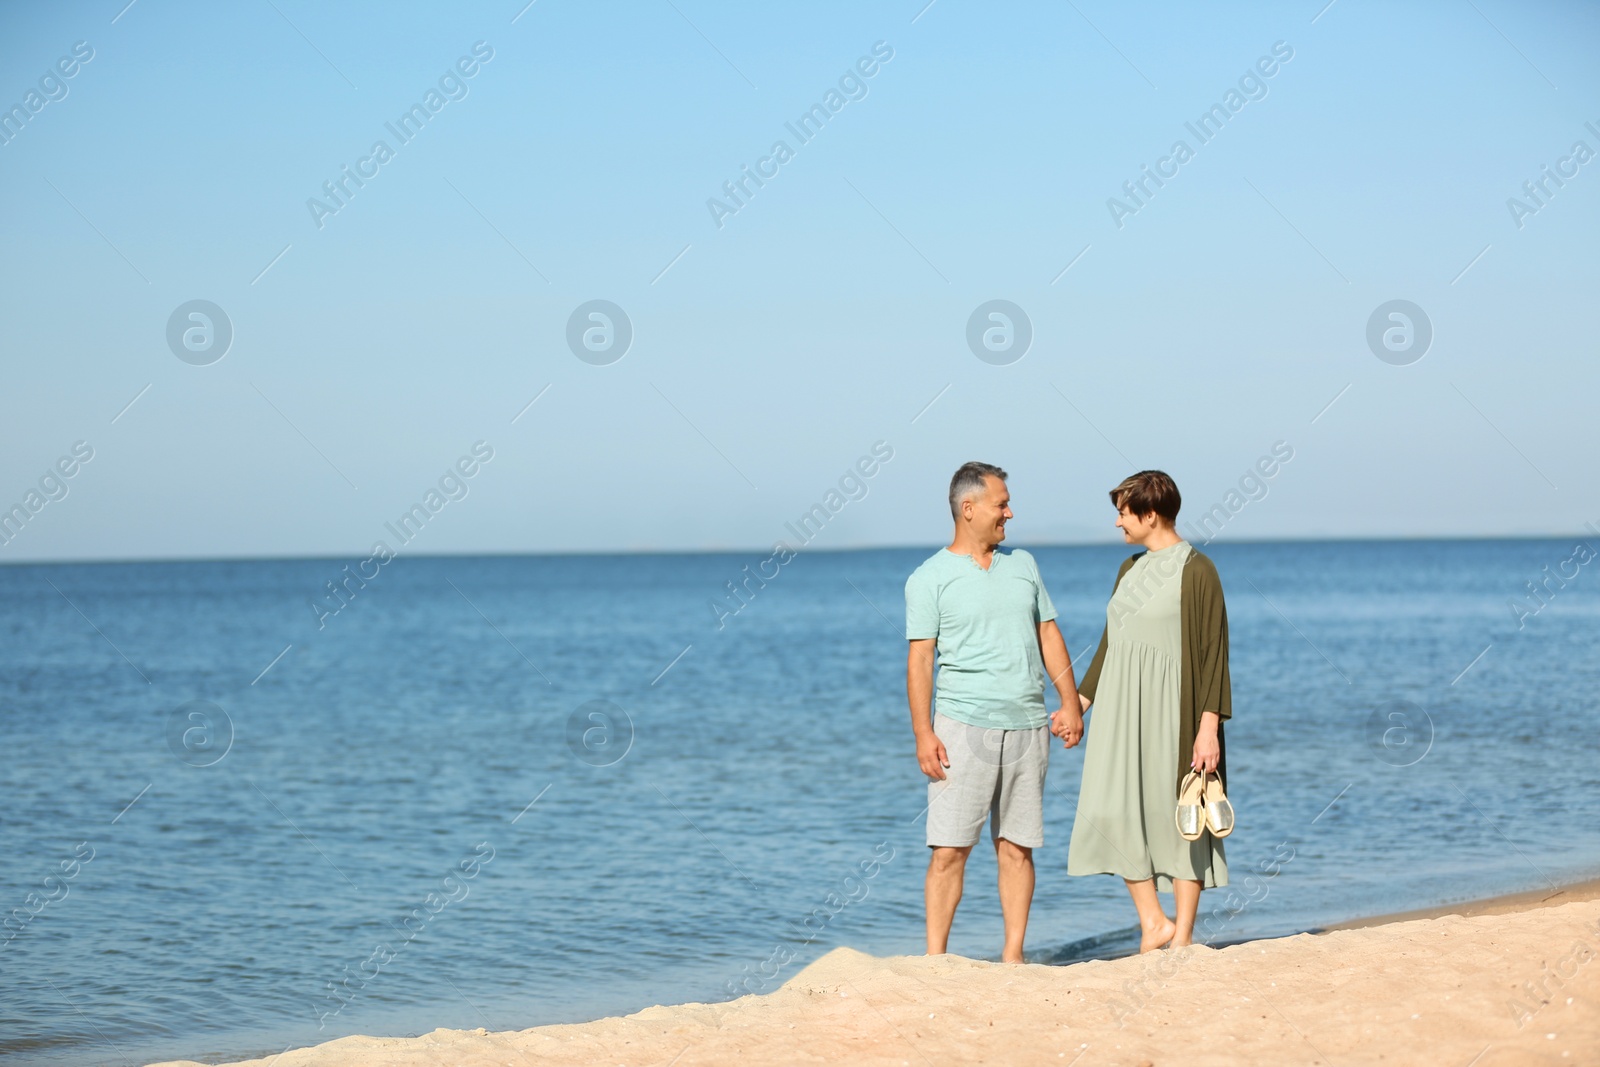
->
905, 569, 939, 640
1027, 552, 1057, 623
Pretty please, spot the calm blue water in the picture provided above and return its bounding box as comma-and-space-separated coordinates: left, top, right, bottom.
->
2, 539, 1598, 1065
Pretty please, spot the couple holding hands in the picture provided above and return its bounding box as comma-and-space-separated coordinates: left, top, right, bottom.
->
905, 462, 1233, 961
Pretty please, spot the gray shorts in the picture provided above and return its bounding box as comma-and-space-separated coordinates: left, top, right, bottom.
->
925, 711, 1049, 849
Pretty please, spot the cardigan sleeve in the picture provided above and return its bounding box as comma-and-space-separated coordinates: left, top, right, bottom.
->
1078, 555, 1137, 705
1187, 552, 1232, 721
1177, 549, 1233, 792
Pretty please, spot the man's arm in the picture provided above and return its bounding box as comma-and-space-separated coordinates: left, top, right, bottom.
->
1039, 620, 1083, 749
907, 638, 949, 780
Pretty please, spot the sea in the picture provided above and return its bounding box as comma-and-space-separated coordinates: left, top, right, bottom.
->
2, 538, 1598, 1065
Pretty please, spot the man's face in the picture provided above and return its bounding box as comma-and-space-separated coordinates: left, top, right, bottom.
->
967, 475, 1013, 543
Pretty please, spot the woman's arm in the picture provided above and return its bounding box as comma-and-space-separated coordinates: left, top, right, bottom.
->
1078, 556, 1136, 707
1189, 554, 1231, 774
1191, 711, 1221, 772
1195, 556, 1232, 723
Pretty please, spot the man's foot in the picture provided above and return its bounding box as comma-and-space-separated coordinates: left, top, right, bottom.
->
1139, 915, 1176, 953
1169, 931, 1194, 949
1000, 951, 1026, 964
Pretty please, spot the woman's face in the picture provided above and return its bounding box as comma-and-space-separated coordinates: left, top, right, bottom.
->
1115, 505, 1160, 544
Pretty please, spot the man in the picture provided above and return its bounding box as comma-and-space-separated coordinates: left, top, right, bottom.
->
905, 461, 1083, 963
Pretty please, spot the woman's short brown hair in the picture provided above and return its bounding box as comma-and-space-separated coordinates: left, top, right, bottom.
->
1109, 470, 1181, 524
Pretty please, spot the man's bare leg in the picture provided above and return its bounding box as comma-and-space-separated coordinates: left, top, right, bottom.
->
925, 845, 972, 954
995, 837, 1034, 963
1124, 878, 1176, 953
1171, 878, 1202, 948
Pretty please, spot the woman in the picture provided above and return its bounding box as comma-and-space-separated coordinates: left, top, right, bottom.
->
1057, 470, 1231, 952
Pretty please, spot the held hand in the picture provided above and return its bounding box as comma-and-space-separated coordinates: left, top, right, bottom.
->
917, 732, 951, 781
1190, 730, 1221, 774
1051, 708, 1084, 749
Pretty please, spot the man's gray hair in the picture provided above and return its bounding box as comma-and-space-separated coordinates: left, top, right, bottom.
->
949, 461, 1007, 520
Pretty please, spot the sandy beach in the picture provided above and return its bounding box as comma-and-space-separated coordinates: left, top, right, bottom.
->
150, 882, 1600, 1067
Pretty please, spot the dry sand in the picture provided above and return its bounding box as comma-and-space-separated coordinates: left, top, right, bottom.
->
152, 888, 1600, 1067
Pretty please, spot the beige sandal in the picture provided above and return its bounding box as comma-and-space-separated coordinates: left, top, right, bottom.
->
1175, 770, 1205, 841
1202, 771, 1235, 838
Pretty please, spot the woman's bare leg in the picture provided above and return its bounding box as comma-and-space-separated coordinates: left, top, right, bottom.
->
1171, 878, 1202, 947
1124, 878, 1176, 952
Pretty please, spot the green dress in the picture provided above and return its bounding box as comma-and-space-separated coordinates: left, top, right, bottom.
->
1067, 540, 1228, 890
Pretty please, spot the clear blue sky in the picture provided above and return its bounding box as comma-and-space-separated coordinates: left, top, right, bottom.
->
2, 0, 1595, 562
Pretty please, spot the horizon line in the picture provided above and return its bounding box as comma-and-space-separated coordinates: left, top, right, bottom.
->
1, 530, 1594, 568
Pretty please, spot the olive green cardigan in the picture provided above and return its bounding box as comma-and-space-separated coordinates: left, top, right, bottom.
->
1077, 548, 1232, 793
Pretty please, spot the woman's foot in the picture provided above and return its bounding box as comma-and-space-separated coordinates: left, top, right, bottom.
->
1139, 915, 1176, 953
1169, 931, 1194, 949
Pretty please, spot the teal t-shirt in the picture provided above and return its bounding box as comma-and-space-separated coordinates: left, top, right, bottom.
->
904, 547, 1058, 730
